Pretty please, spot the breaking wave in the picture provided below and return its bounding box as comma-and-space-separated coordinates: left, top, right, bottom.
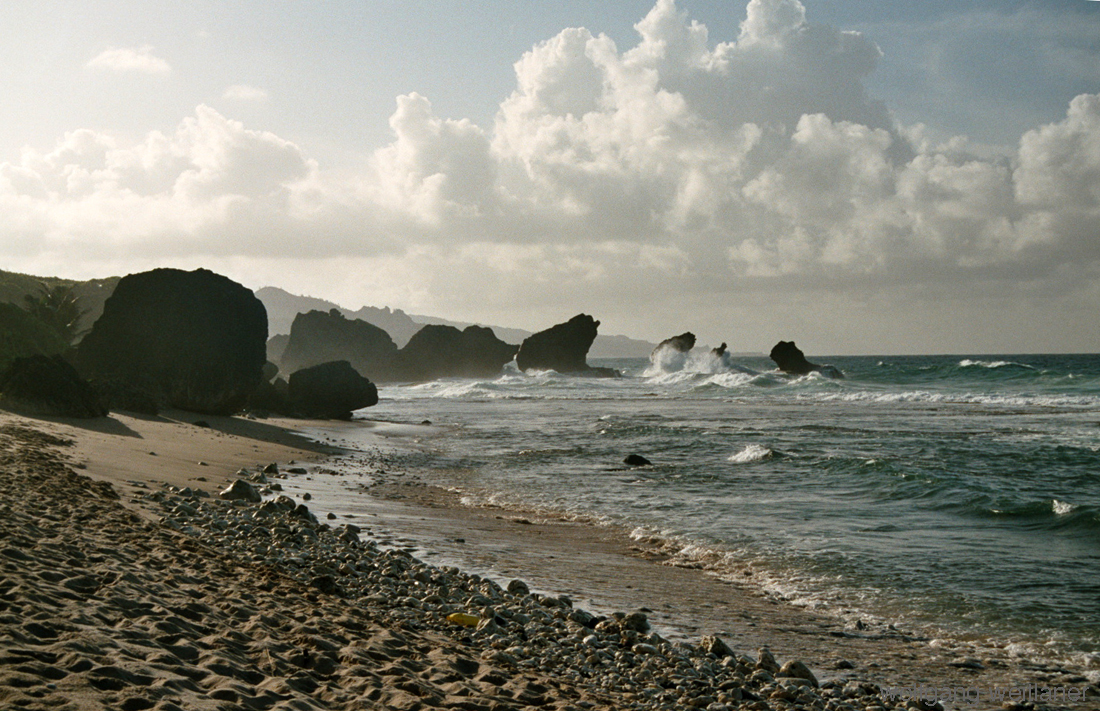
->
728, 444, 774, 463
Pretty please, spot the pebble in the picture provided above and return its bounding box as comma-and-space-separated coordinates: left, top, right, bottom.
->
139, 476, 926, 711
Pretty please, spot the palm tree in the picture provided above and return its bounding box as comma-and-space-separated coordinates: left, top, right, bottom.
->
23, 282, 88, 345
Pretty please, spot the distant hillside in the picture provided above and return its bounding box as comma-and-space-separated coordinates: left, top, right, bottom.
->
0, 269, 119, 338
588, 333, 658, 359
259, 287, 657, 358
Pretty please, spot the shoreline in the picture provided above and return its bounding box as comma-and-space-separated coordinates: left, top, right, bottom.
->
272, 421, 1100, 707
1, 410, 1096, 711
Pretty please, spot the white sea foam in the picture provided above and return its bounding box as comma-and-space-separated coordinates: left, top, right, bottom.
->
1053, 499, 1078, 515
729, 444, 773, 463
959, 358, 1035, 370
701, 372, 756, 389
803, 390, 1100, 408
644, 344, 758, 379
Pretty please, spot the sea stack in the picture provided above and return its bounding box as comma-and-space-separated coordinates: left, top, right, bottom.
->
515, 314, 618, 376
769, 341, 842, 378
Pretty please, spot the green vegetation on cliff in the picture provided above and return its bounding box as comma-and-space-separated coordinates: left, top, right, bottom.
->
0, 302, 68, 371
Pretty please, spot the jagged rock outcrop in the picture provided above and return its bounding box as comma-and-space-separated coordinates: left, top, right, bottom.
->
0, 354, 107, 418
769, 341, 843, 378
515, 314, 617, 377
652, 332, 696, 356
397, 325, 518, 382
288, 360, 378, 419
273, 311, 521, 384
769, 341, 818, 375
76, 268, 268, 415
255, 286, 424, 347
279, 309, 400, 382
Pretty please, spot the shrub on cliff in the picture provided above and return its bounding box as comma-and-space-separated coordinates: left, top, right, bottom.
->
0, 302, 68, 372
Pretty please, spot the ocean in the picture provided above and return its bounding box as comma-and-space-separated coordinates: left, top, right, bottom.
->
326, 351, 1100, 668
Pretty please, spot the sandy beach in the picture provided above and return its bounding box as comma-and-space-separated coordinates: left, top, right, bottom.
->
1, 410, 1095, 711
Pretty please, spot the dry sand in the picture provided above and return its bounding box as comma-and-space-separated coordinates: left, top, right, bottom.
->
1, 410, 1095, 711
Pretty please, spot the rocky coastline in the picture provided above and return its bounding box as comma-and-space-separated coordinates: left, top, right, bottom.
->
2, 415, 1095, 711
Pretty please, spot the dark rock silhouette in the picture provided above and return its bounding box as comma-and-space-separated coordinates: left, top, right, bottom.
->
247, 376, 291, 415
275, 310, 519, 383
711, 342, 728, 358
769, 341, 843, 378
256, 286, 424, 347
76, 268, 268, 415
653, 332, 696, 356
261, 361, 279, 383
769, 341, 818, 375
90, 378, 160, 416
515, 314, 617, 376
0, 354, 107, 418
397, 325, 518, 382
266, 334, 289, 365
623, 454, 652, 466
279, 309, 400, 382
288, 360, 378, 419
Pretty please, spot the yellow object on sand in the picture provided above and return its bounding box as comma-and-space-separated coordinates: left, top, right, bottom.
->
446, 612, 481, 628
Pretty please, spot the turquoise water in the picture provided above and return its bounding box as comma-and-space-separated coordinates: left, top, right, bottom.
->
349, 353, 1100, 664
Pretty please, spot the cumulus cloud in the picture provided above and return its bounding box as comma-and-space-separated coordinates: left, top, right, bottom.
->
0, 106, 321, 260
367, 92, 499, 229
86, 45, 171, 74
5, 0, 1100, 350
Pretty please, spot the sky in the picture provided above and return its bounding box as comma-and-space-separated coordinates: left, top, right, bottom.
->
2, 0, 1099, 355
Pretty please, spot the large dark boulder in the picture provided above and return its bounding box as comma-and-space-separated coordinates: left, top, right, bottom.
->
0, 354, 107, 418
769, 341, 842, 378
398, 325, 518, 381
516, 314, 616, 376
247, 363, 291, 415
76, 268, 268, 415
288, 360, 378, 419
652, 332, 696, 356
279, 309, 400, 382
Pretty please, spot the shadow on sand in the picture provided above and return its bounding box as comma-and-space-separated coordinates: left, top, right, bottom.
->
3, 411, 146, 438
5, 408, 338, 454
157, 409, 338, 455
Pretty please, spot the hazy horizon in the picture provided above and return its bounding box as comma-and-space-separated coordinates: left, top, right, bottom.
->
2, 0, 1099, 355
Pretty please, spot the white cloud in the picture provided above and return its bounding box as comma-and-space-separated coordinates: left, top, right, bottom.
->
5, 0, 1100, 352
367, 92, 499, 228
86, 45, 171, 74
222, 85, 268, 102
0, 106, 320, 261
